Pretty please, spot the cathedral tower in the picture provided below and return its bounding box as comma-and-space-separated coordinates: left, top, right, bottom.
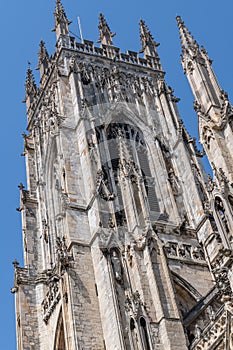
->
12, 3, 233, 350
177, 16, 233, 349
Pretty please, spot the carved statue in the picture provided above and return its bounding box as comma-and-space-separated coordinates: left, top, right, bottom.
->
215, 197, 230, 234
195, 324, 202, 339
111, 249, 122, 281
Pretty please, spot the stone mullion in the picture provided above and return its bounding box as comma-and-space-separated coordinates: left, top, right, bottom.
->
125, 175, 141, 231
108, 252, 129, 349
155, 139, 180, 221
133, 143, 151, 224
60, 273, 77, 350
140, 78, 153, 126
156, 86, 177, 144
33, 126, 48, 271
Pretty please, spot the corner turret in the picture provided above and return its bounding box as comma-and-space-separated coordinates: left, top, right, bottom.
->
177, 16, 233, 184
53, 0, 71, 45
139, 19, 162, 70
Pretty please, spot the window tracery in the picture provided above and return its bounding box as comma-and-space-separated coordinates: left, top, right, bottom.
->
94, 122, 160, 227
214, 196, 232, 246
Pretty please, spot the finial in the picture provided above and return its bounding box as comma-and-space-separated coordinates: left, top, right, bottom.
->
53, 0, 71, 39
139, 19, 160, 57
25, 63, 37, 95
98, 13, 115, 46
55, 0, 69, 21
12, 259, 19, 268
18, 183, 25, 190
176, 15, 199, 53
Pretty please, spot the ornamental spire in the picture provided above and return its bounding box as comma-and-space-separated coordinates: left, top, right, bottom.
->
37, 41, 49, 77
53, 0, 71, 39
55, 0, 69, 22
176, 16, 199, 53
25, 63, 37, 110
98, 13, 115, 46
139, 19, 160, 57
37, 41, 49, 67
25, 63, 36, 96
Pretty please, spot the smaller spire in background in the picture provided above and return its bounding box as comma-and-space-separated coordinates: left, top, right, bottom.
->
25, 62, 36, 96
37, 41, 49, 67
98, 13, 116, 46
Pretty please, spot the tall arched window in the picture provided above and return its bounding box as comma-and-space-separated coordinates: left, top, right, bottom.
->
54, 311, 66, 350
139, 317, 151, 350
95, 122, 160, 227
130, 318, 140, 350
214, 196, 231, 246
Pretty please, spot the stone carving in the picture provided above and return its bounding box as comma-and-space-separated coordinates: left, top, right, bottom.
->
42, 219, 48, 243
61, 192, 70, 209
206, 174, 216, 193
163, 241, 205, 262
214, 267, 232, 300
206, 305, 215, 322
178, 243, 191, 259
202, 126, 215, 150
195, 324, 202, 339
56, 237, 73, 270
79, 62, 91, 85
215, 197, 230, 235
98, 228, 122, 253
41, 275, 61, 324
168, 168, 180, 196
191, 246, 205, 260
69, 55, 79, 74
72, 61, 156, 106
42, 276, 61, 324
96, 168, 115, 201
125, 290, 144, 318
192, 309, 227, 350
126, 244, 135, 267
134, 234, 147, 251
164, 242, 177, 256
108, 216, 115, 228
110, 249, 122, 282
193, 100, 206, 120
213, 165, 229, 188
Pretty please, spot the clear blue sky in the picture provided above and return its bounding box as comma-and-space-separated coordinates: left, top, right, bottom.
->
1, 1, 232, 348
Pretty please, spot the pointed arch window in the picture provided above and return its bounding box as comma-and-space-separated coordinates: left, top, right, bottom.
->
129, 317, 152, 350
139, 317, 151, 350
215, 197, 230, 235
130, 318, 140, 350
95, 122, 160, 227
54, 311, 66, 350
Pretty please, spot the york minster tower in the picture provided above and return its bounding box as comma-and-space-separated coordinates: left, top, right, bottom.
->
12, 1, 233, 349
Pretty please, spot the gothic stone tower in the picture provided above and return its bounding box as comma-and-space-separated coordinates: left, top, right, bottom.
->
176, 16, 233, 349
12, 2, 233, 350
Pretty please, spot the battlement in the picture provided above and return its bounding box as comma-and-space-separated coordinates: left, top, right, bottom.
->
67, 38, 162, 71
